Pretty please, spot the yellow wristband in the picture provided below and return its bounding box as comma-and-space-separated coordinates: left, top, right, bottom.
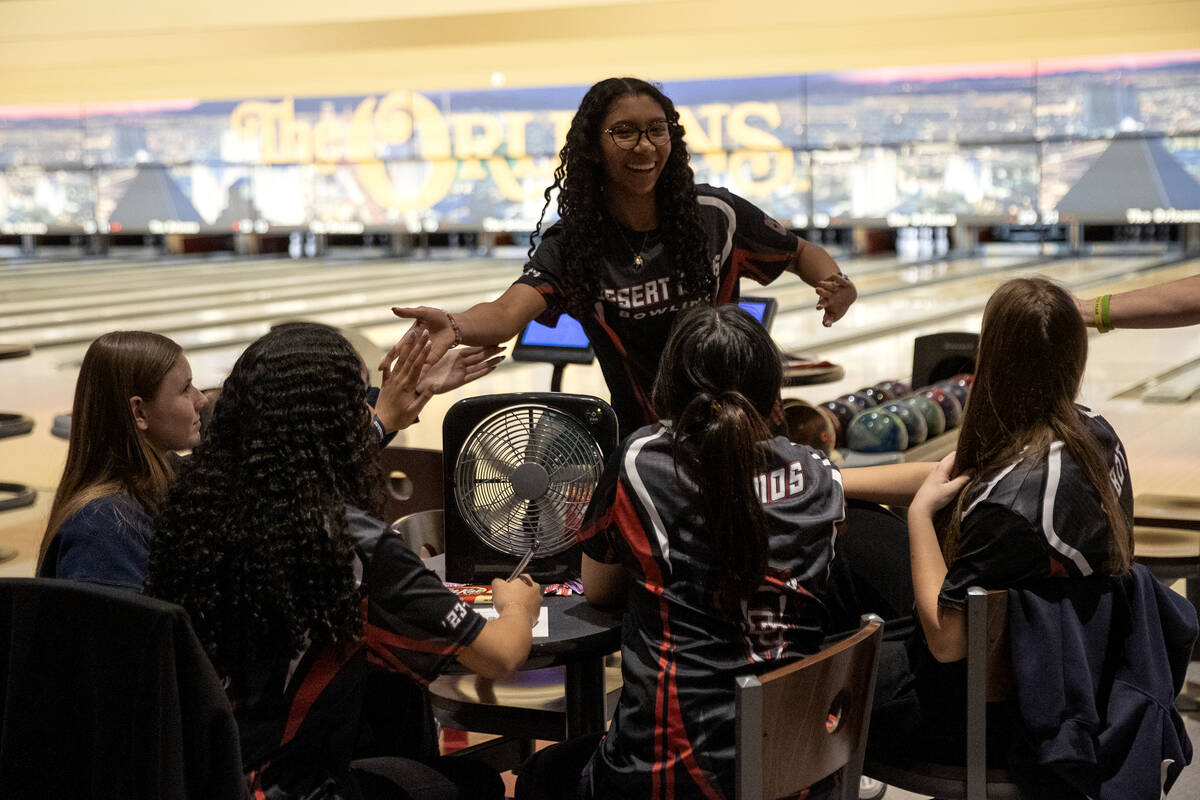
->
1099, 294, 1113, 332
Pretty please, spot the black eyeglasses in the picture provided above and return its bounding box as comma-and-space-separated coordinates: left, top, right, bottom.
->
603, 121, 672, 150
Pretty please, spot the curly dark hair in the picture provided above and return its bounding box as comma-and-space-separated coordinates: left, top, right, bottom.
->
146, 322, 383, 684
529, 77, 712, 315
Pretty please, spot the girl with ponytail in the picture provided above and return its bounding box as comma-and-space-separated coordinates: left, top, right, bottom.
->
516, 303, 846, 800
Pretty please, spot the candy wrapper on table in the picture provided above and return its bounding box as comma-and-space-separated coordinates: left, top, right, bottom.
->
444, 579, 583, 604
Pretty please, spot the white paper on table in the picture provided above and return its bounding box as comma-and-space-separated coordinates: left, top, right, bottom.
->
423, 553, 446, 581
475, 606, 549, 638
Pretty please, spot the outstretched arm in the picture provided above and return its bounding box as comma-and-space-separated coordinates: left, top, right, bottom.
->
787, 238, 857, 326
840, 461, 938, 507
384, 283, 548, 369
1076, 274, 1200, 330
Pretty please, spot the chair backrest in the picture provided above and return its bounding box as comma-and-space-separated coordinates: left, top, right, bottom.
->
736, 614, 884, 800
391, 508, 446, 557
380, 446, 444, 521
0, 578, 246, 800
965, 586, 1014, 800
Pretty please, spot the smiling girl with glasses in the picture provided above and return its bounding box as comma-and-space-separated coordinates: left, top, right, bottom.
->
388, 77, 857, 437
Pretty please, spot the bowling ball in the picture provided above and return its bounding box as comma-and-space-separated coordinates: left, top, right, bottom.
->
870, 381, 900, 403
950, 373, 974, 387
820, 399, 857, 446
901, 394, 946, 437
783, 399, 835, 454
846, 409, 909, 453
838, 392, 874, 412
920, 387, 963, 429
880, 379, 912, 397
858, 386, 892, 406
815, 405, 840, 450
936, 380, 970, 411
882, 401, 928, 447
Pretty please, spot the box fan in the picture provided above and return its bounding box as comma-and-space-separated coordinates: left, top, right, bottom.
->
442, 393, 618, 584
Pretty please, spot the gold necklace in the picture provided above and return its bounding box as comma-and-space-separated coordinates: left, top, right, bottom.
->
616, 225, 652, 269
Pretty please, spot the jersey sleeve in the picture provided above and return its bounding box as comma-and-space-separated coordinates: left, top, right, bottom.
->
512, 226, 569, 326
722, 188, 799, 286
577, 448, 625, 565
362, 533, 487, 684
938, 503, 1044, 612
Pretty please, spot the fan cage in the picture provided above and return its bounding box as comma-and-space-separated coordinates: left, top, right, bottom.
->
453, 403, 604, 558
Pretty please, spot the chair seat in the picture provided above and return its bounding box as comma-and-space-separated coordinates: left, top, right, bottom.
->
865, 757, 1020, 800
429, 664, 623, 742
1134, 493, 1200, 529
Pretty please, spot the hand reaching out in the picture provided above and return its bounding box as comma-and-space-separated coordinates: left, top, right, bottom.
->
418, 345, 505, 396
815, 273, 857, 327
375, 329, 433, 433
383, 306, 457, 370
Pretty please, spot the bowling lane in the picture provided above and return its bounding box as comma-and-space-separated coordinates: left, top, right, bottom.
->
763, 254, 1168, 357
0, 257, 512, 317
0, 250, 907, 349
762, 252, 1039, 311
0, 263, 522, 344
3, 251, 1188, 461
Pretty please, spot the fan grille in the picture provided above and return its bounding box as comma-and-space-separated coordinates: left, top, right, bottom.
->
453, 403, 603, 558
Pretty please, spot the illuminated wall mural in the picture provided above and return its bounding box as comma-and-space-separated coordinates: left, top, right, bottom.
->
1, 51, 1198, 234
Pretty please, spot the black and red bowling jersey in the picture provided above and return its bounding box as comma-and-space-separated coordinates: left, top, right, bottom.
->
236, 532, 485, 799
939, 408, 1134, 611
515, 184, 799, 436
578, 425, 845, 799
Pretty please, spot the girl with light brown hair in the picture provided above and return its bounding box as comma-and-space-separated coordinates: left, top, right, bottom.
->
37, 330, 207, 589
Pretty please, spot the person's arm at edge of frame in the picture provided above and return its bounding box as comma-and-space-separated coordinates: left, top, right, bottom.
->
384, 283, 548, 369
581, 553, 626, 609
457, 575, 544, 679
1075, 273, 1200, 330
907, 453, 971, 663
786, 237, 857, 327
840, 461, 938, 507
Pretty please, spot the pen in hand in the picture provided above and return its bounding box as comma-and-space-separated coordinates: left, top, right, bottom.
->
507, 538, 539, 582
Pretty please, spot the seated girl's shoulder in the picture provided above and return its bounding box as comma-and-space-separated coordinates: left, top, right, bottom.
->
61, 495, 151, 538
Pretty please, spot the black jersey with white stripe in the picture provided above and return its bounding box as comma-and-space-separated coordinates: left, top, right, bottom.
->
578, 425, 845, 799
515, 185, 798, 435
939, 408, 1133, 611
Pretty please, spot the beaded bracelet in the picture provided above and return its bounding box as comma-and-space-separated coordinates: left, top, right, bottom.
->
446, 311, 463, 346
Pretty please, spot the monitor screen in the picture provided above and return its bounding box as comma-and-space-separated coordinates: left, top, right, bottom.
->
510, 296, 777, 365
738, 296, 777, 330
511, 313, 595, 365
519, 315, 591, 349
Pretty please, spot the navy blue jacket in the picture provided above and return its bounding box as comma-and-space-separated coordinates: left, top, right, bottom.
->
1007, 564, 1197, 799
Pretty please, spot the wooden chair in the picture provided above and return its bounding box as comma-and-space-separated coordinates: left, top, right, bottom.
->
379, 446, 443, 523
864, 587, 1020, 800
735, 614, 884, 800
1133, 511, 1200, 706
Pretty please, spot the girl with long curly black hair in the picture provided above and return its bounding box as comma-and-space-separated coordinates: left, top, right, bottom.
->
147, 322, 542, 800
388, 77, 857, 436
